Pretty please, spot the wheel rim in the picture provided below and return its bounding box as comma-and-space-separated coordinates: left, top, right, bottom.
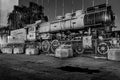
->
42, 40, 50, 52
51, 40, 60, 52
97, 42, 109, 55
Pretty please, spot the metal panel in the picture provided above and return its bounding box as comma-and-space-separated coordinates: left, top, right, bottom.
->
11, 28, 26, 40
64, 20, 71, 30
71, 14, 85, 29
50, 22, 61, 32
39, 22, 50, 33
9, 28, 26, 43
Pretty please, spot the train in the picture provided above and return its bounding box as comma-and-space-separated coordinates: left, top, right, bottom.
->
1, 3, 117, 56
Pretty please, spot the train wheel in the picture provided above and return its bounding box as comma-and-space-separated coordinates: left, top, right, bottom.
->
51, 40, 60, 53
75, 42, 84, 54
42, 40, 50, 52
97, 42, 109, 55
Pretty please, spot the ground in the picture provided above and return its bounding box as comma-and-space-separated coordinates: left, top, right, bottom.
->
0, 54, 120, 80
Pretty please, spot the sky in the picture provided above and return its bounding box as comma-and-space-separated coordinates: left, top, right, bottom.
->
0, 0, 18, 26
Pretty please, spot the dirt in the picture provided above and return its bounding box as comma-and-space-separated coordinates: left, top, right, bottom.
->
0, 54, 120, 80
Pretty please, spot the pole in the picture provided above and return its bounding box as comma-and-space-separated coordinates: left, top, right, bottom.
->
55, 0, 57, 19
82, 0, 84, 11
106, 0, 109, 5
72, 0, 74, 13
92, 0, 95, 6
48, 0, 50, 19
62, 0, 65, 16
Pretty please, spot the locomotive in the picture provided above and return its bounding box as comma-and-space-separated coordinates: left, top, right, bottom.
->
37, 3, 115, 54
2, 3, 116, 55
